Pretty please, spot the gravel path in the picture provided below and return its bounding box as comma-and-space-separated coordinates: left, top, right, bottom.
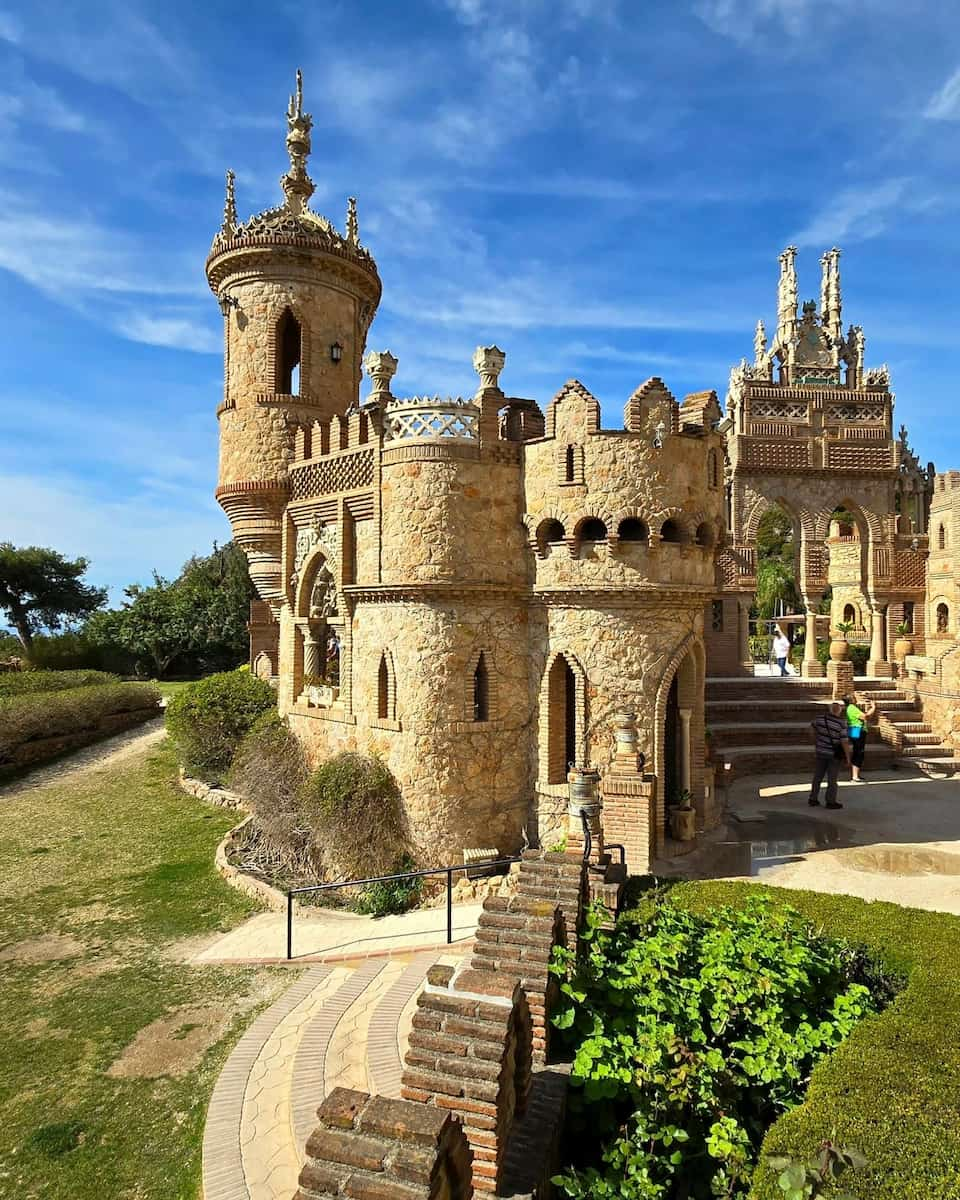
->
0, 718, 166, 799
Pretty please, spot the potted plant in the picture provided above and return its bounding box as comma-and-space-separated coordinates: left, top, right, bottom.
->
829, 621, 854, 662
893, 620, 914, 661
668, 789, 696, 842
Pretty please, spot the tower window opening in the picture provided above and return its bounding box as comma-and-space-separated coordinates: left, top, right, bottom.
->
378, 654, 390, 720
276, 309, 302, 395
902, 601, 914, 633
565, 444, 575, 482
937, 603, 949, 634
578, 517, 607, 542
473, 652, 489, 722
618, 518, 648, 542
939, 524, 946, 550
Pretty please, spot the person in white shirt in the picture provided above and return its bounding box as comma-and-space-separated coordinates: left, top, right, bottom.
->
772, 627, 791, 677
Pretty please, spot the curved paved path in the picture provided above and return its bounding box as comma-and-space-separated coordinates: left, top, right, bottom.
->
202, 948, 462, 1200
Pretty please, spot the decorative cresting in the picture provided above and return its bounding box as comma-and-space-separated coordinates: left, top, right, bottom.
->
473, 345, 506, 391
205, 69, 380, 305
362, 348, 399, 405
384, 396, 480, 442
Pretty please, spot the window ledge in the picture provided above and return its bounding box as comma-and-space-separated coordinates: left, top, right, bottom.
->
371, 718, 402, 732
451, 719, 504, 733
291, 701, 357, 725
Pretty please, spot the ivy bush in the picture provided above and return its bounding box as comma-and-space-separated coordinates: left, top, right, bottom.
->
165, 669, 274, 782
550, 890, 883, 1199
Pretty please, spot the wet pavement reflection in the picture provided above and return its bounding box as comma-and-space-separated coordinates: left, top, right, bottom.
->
698, 812, 849, 878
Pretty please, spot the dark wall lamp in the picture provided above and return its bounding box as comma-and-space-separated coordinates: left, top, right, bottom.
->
330, 341, 343, 364
218, 293, 240, 317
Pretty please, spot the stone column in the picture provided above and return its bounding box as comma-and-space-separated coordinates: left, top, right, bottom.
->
803, 604, 825, 677
679, 708, 693, 794
303, 629, 321, 679
826, 658, 854, 700
867, 603, 891, 678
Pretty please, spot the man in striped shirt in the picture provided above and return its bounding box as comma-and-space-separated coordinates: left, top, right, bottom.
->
809, 701, 852, 809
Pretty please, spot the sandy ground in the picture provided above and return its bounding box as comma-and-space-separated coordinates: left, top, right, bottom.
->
663, 767, 960, 915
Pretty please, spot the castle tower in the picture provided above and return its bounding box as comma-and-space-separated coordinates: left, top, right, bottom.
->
206, 71, 382, 605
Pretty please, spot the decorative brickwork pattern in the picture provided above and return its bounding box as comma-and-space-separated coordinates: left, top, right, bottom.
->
290, 452, 375, 499
741, 439, 809, 470
295, 1087, 473, 1200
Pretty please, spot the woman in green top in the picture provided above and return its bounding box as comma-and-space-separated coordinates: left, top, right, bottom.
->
843, 693, 877, 782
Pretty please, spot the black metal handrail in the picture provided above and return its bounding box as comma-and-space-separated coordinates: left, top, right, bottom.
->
285, 857, 521, 960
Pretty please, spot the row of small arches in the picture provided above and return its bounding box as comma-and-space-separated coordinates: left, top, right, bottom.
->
536, 516, 715, 550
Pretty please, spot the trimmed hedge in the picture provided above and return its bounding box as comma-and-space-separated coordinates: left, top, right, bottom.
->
165, 669, 275, 782
0, 682, 161, 761
668, 881, 960, 1199
0, 669, 119, 698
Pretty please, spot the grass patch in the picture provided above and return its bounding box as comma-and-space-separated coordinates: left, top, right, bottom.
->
669, 881, 960, 1198
0, 737, 292, 1200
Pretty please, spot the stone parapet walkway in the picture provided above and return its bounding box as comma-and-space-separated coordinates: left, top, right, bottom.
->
202, 949, 462, 1200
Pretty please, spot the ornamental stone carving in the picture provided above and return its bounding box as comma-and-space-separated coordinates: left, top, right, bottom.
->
473, 345, 506, 391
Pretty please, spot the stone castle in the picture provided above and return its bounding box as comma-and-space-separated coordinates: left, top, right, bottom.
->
207, 75, 959, 871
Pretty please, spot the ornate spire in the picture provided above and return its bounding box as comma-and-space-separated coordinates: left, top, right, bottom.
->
820, 247, 842, 342
221, 169, 238, 239
346, 196, 359, 245
281, 68, 315, 216
754, 319, 767, 367
776, 245, 798, 349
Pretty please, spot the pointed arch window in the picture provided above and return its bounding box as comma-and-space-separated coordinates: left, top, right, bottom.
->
939, 524, 946, 550
276, 308, 302, 395
473, 651, 489, 722
377, 650, 396, 721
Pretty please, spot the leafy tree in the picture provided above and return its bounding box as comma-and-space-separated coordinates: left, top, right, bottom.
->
0, 543, 106, 651
84, 542, 254, 678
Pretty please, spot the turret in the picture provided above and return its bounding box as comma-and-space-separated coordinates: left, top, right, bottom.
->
206, 70, 382, 605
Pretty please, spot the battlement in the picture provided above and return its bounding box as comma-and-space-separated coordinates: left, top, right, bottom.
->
933, 471, 960, 495
294, 411, 372, 462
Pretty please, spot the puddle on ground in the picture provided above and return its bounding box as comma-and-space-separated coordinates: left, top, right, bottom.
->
699, 812, 849, 878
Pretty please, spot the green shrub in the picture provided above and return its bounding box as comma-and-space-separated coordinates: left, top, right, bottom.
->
815, 639, 869, 674
0, 669, 118, 698
165, 669, 275, 782
354, 853, 423, 917
666, 882, 960, 1199
0, 683, 160, 761
300, 752, 409, 880
228, 712, 311, 872
551, 892, 882, 1198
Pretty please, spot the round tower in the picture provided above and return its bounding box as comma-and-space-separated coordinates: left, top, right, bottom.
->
206, 70, 382, 604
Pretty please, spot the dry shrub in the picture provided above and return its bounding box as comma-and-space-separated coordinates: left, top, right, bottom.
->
229, 714, 312, 875
300, 752, 408, 880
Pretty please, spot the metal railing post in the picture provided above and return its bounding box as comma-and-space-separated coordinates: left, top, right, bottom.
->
287, 890, 293, 961
446, 867, 453, 944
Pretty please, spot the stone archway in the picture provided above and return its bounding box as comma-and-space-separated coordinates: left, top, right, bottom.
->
653, 637, 704, 846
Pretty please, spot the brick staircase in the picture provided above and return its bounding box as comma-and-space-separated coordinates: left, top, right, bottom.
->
707, 676, 959, 775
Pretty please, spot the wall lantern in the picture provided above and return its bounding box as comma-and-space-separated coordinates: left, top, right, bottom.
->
652, 420, 666, 450
330, 341, 344, 364
217, 293, 239, 317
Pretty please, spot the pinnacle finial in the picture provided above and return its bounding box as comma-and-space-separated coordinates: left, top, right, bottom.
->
281, 68, 314, 216
221, 169, 238, 238
346, 196, 359, 245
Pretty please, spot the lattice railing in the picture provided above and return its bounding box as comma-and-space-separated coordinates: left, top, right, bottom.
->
384, 397, 479, 442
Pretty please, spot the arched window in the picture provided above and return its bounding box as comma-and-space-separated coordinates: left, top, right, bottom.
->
708, 449, 719, 489
536, 518, 565, 554
902, 601, 914, 634
473, 652, 489, 722
617, 517, 648, 542
546, 654, 579, 783
695, 522, 714, 548
577, 517, 607, 541
939, 524, 946, 550
937, 603, 949, 634
843, 603, 856, 625
276, 308, 302, 394
660, 518, 687, 544
564, 444, 575, 482
377, 654, 390, 720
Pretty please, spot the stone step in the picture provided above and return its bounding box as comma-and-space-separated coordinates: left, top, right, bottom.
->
900, 745, 955, 758
902, 733, 944, 746
888, 722, 931, 732
861, 689, 907, 702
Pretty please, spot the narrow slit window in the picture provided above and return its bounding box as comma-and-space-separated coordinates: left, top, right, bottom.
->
473, 652, 489, 722
378, 654, 390, 720
565, 445, 575, 482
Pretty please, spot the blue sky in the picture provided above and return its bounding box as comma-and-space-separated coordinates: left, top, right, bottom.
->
1, 0, 959, 602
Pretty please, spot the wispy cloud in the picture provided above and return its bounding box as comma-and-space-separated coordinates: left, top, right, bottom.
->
790, 178, 939, 247
924, 66, 960, 119
114, 314, 220, 355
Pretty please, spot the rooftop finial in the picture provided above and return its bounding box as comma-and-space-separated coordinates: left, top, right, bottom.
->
281, 68, 314, 216
221, 169, 238, 238
346, 196, 359, 245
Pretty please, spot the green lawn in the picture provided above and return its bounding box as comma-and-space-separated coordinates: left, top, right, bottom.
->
151, 679, 200, 702
0, 738, 291, 1200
